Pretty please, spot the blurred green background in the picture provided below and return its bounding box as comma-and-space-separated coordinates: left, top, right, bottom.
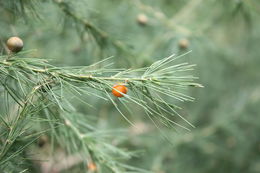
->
0, 0, 260, 172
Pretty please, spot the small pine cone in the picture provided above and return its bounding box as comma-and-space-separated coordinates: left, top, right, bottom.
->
178, 38, 189, 49
137, 13, 148, 26
6, 36, 24, 53
38, 135, 48, 148
87, 162, 97, 172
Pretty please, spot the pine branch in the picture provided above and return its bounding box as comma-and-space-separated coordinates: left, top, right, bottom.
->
0, 52, 202, 126
0, 50, 201, 172
53, 0, 132, 56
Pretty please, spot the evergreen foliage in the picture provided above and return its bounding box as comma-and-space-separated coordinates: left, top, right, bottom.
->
0, 0, 259, 173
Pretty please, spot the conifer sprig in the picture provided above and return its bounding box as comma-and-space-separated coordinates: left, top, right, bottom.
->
0, 51, 200, 172
52, 0, 133, 57
0, 51, 201, 128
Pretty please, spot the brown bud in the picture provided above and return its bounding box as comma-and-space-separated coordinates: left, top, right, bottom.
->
137, 14, 148, 26
178, 38, 189, 49
87, 162, 97, 172
6, 36, 24, 53
38, 135, 48, 148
